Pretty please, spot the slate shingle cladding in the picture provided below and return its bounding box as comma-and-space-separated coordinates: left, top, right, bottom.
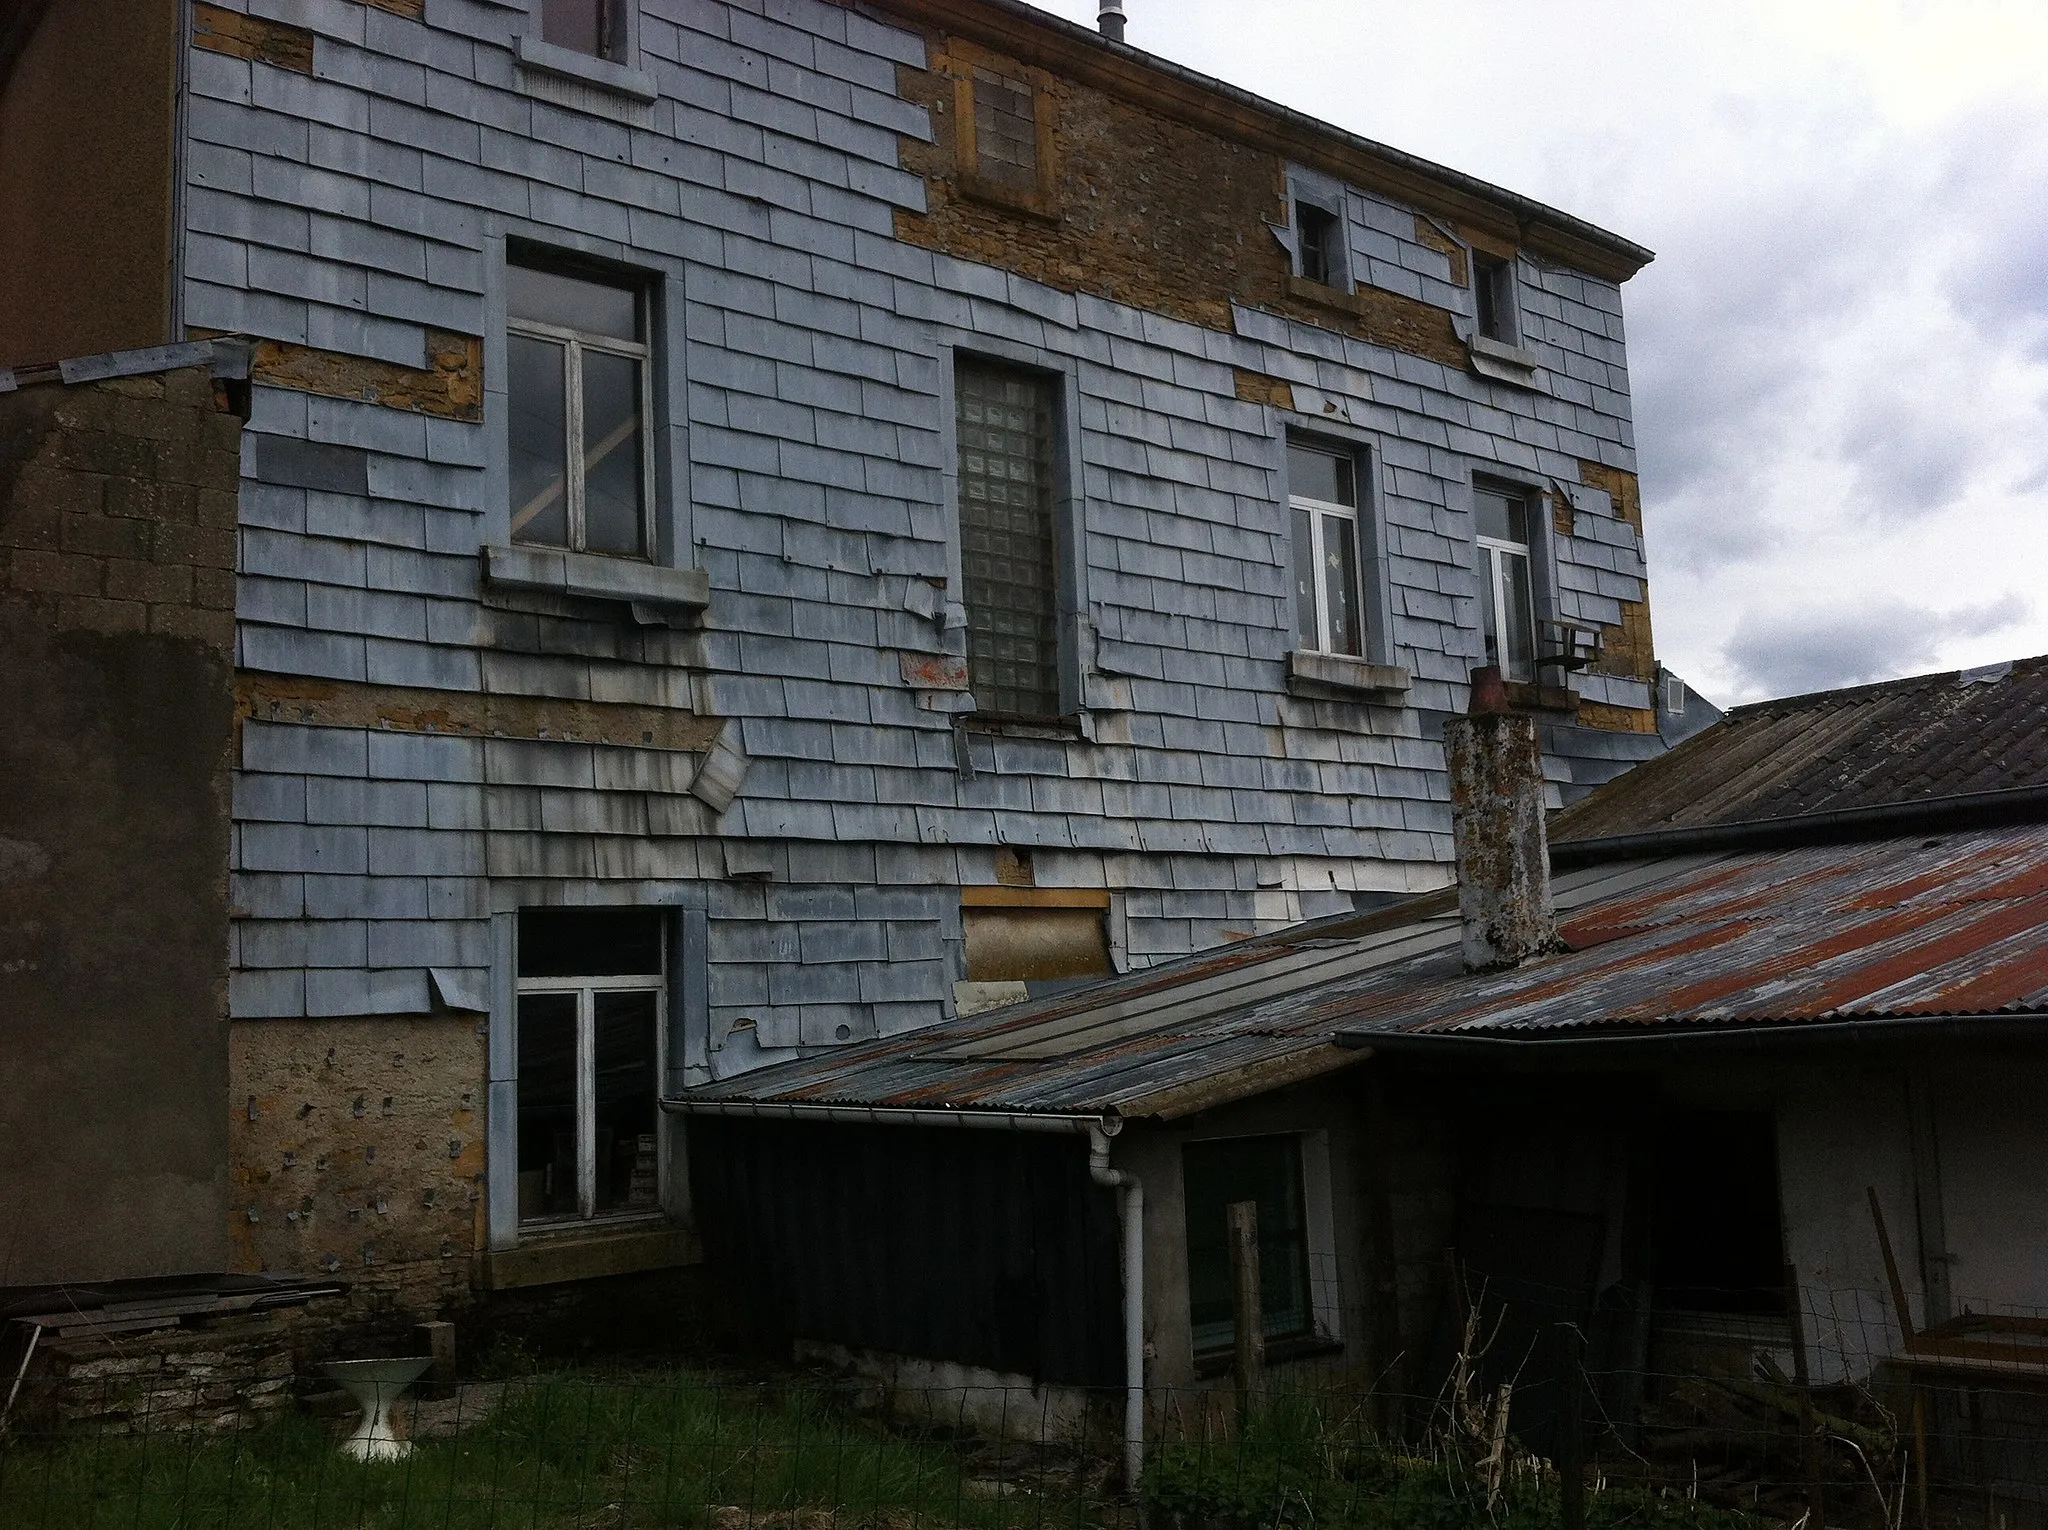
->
199, 0, 1666, 1078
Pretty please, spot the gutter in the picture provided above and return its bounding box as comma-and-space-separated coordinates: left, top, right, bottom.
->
1551, 786, 2048, 869
1336, 1012, 2048, 1066
659, 1097, 1149, 1490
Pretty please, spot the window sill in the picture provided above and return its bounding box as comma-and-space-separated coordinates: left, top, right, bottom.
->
483, 543, 709, 624
1503, 679, 1580, 714
963, 712, 1083, 740
476, 1221, 701, 1291
1193, 1334, 1344, 1379
1284, 272, 1367, 314
514, 34, 657, 102
1467, 332, 1541, 389
1287, 650, 1410, 699
954, 172, 1061, 224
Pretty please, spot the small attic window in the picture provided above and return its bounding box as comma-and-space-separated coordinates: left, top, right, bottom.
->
1296, 201, 1345, 289
1473, 252, 1518, 344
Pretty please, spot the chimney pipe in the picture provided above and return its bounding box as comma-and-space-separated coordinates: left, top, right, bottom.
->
1098, 1, 1126, 42
1444, 666, 1560, 971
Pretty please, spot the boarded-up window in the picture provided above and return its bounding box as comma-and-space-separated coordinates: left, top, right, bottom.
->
956, 359, 1060, 718
963, 905, 1111, 984
972, 67, 1038, 189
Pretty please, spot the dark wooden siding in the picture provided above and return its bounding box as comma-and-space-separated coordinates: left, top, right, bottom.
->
689, 1118, 1122, 1387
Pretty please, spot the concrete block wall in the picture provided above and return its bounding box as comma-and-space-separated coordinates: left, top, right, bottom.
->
175, 0, 1667, 1300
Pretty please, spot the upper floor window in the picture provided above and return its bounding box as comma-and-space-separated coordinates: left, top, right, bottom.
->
1289, 440, 1363, 657
516, 909, 664, 1228
1473, 252, 1518, 345
1474, 483, 1537, 682
1295, 200, 1345, 289
956, 358, 1061, 719
540, 0, 626, 61
508, 260, 651, 560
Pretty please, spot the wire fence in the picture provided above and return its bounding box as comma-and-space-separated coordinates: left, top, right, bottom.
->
3, 1286, 2047, 1530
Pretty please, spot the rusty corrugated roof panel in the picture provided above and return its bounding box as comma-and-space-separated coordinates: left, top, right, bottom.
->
1553, 654, 2048, 842
670, 827, 2048, 1120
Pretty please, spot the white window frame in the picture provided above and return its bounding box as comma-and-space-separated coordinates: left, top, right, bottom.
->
506, 282, 657, 562
1289, 443, 1366, 658
515, 967, 667, 1229
1475, 484, 1539, 683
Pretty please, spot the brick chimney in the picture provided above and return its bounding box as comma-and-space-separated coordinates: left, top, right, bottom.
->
1444, 666, 1561, 970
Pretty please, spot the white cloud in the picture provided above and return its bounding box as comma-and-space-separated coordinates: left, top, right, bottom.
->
1720, 593, 2031, 699
1023, 0, 2048, 706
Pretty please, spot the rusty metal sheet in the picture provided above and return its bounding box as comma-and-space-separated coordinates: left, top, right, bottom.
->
671, 824, 2048, 1119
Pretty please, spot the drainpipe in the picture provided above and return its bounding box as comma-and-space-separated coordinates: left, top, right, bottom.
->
1089, 1123, 1145, 1493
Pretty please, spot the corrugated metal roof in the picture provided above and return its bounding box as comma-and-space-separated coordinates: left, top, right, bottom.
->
672, 825, 2048, 1120
1553, 653, 2048, 841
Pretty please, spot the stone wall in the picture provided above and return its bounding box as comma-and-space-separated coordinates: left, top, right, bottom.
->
0, 356, 242, 1286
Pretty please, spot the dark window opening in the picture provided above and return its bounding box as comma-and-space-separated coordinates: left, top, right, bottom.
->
972, 67, 1038, 190
1184, 1135, 1314, 1355
956, 359, 1061, 719
515, 909, 662, 1228
1651, 1111, 1786, 1315
1474, 252, 1514, 342
542, 0, 624, 61
1297, 201, 1344, 288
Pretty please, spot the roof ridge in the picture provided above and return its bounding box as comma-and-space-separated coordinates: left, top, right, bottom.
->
1726, 652, 2048, 719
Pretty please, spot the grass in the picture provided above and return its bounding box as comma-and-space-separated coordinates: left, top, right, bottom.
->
0, 1369, 1782, 1530
0, 1367, 1114, 1530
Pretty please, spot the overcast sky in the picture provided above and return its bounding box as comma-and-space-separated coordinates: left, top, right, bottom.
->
1024, 0, 2048, 706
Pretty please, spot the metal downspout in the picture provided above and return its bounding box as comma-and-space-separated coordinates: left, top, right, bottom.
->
1088, 1124, 1145, 1493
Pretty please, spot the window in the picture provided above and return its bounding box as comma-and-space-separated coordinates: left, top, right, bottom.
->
1289, 440, 1364, 657
1295, 200, 1345, 289
971, 66, 1038, 190
540, 0, 625, 61
956, 359, 1061, 719
1474, 483, 1538, 682
1184, 1135, 1314, 1355
516, 909, 663, 1228
507, 261, 652, 560
1473, 252, 1516, 344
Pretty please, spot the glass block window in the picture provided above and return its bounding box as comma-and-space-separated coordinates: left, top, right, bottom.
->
972, 67, 1038, 190
957, 360, 1060, 719
1183, 1135, 1314, 1355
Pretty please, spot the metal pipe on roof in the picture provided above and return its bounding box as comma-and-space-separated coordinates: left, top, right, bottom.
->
1551, 786, 2048, 869
1097, 1, 1126, 42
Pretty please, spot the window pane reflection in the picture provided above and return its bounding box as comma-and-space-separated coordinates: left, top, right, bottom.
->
594, 991, 659, 1214
516, 993, 578, 1222
581, 349, 645, 556
509, 335, 567, 547
1322, 513, 1360, 658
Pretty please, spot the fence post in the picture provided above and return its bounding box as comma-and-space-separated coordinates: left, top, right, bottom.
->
1228, 1200, 1264, 1427
1557, 1322, 1584, 1530
1784, 1262, 1825, 1530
